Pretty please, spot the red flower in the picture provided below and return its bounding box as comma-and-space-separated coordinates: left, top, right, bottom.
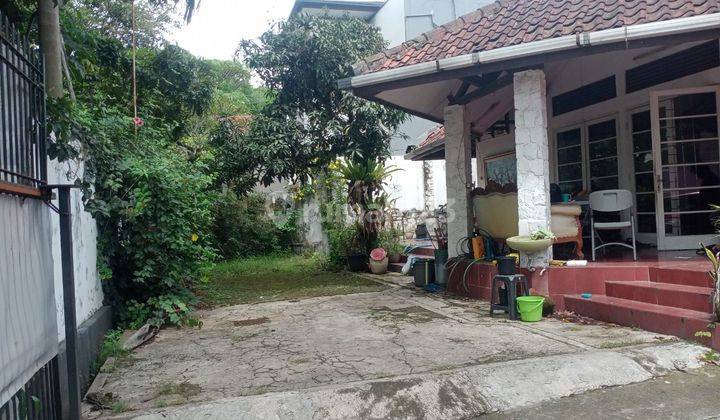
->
133, 116, 145, 128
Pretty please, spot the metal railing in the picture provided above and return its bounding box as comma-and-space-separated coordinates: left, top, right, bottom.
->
0, 12, 46, 190
0, 357, 62, 420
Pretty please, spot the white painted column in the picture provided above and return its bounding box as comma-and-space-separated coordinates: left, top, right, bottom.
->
444, 104, 473, 257
513, 69, 553, 267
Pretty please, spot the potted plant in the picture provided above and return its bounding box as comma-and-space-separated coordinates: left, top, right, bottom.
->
345, 225, 368, 272
379, 228, 404, 263
369, 248, 389, 274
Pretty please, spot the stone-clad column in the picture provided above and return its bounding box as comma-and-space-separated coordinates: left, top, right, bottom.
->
513, 69, 552, 267
444, 104, 473, 257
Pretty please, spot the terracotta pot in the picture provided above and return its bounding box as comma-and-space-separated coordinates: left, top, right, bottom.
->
369, 257, 389, 274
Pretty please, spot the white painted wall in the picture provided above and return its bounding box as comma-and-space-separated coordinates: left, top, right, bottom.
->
371, 0, 406, 46
48, 158, 104, 341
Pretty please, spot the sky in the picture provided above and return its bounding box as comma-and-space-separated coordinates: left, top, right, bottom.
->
169, 0, 296, 61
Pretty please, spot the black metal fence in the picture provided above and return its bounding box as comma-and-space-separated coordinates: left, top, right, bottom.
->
0, 357, 62, 420
0, 12, 46, 189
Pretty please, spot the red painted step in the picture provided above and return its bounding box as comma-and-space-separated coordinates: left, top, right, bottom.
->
605, 280, 713, 313
564, 294, 714, 339
650, 267, 712, 288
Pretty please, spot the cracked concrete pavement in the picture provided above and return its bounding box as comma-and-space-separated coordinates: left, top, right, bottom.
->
93, 275, 711, 419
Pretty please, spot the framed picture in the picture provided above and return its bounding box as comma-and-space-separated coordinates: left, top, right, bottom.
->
484, 151, 517, 187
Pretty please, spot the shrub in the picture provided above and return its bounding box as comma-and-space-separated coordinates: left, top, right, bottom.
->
95, 145, 216, 328
211, 192, 302, 259
326, 223, 364, 270
378, 228, 404, 255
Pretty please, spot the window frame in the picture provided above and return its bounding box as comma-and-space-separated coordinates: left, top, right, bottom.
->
553, 113, 621, 196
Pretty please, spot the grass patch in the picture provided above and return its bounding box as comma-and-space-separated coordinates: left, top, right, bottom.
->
199, 254, 387, 307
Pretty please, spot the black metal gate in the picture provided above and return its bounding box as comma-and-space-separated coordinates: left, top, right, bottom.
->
0, 358, 62, 420
0, 12, 47, 194
0, 10, 60, 420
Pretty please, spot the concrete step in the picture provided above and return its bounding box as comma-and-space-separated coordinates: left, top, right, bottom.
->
563, 294, 715, 344
605, 281, 713, 313
650, 267, 712, 288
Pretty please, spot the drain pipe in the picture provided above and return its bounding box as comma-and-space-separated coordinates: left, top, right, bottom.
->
43, 184, 80, 420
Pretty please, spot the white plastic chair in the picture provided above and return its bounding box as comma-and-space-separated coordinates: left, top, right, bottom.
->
589, 189, 637, 261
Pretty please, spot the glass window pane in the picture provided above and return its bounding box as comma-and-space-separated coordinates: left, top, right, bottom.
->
638, 214, 657, 233
559, 180, 583, 195
590, 158, 618, 178
664, 212, 717, 236
662, 163, 720, 189
589, 138, 617, 160
557, 128, 581, 148
664, 188, 720, 213
661, 140, 720, 165
636, 193, 656, 213
635, 173, 654, 193
591, 176, 618, 191
660, 116, 718, 141
659, 92, 717, 118
559, 164, 583, 182
558, 145, 581, 165
634, 152, 653, 173
632, 110, 651, 132
588, 119, 616, 141
633, 131, 652, 153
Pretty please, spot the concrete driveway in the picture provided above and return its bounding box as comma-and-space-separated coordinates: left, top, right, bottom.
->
92, 275, 709, 419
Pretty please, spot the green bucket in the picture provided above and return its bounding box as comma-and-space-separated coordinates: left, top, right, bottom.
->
516, 296, 544, 322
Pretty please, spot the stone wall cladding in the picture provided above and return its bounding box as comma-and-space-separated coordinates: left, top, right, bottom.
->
513, 69, 552, 267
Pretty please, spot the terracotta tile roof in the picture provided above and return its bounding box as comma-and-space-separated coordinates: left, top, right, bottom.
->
418, 125, 445, 148
354, 0, 720, 75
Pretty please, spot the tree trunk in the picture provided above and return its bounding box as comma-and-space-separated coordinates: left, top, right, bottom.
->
38, 0, 63, 99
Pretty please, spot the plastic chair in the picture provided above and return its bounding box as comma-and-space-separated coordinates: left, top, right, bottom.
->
589, 189, 637, 261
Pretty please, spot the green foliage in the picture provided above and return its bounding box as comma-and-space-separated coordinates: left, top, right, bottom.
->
326, 223, 365, 269
212, 192, 301, 260
378, 228, 404, 255
99, 329, 130, 361
336, 158, 399, 251
224, 14, 406, 187
119, 292, 202, 329
46, 3, 265, 329
530, 229, 556, 241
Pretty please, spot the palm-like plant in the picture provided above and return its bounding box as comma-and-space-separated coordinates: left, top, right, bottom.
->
702, 243, 720, 321
336, 159, 400, 249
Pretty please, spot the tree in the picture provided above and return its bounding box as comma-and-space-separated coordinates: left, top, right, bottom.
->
227, 14, 406, 188
38, 0, 62, 97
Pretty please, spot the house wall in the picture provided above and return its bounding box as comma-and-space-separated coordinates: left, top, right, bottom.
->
470, 40, 720, 247
375, 0, 493, 213
48, 158, 105, 341
545, 41, 720, 190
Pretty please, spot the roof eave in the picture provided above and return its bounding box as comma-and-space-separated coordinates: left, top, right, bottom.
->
338, 13, 720, 91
